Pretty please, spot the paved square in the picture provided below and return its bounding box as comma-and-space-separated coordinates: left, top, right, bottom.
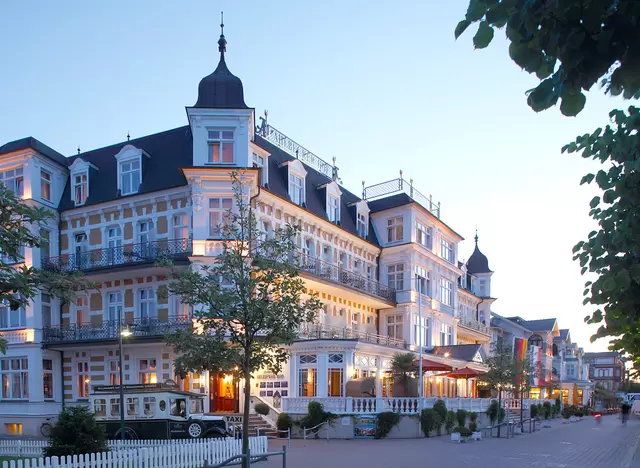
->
265, 416, 640, 468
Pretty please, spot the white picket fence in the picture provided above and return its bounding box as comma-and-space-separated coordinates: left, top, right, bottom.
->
0, 437, 268, 468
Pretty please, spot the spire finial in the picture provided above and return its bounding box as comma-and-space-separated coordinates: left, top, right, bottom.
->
218, 11, 227, 55
474, 228, 478, 245
77, 146, 81, 155
127, 131, 130, 141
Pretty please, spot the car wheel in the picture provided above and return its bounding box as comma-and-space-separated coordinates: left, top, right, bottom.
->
187, 421, 204, 438
115, 427, 138, 440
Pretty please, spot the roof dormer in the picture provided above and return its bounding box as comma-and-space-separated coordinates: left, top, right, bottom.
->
114, 145, 150, 197
351, 199, 370, 238
69, 158, 98, 206
318, 180, 342, 224
280, 159, 307, 206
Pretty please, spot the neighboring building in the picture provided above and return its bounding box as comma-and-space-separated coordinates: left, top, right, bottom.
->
553, 329, 592, 406
0, 26, 495, 435
584, 351, 625, 393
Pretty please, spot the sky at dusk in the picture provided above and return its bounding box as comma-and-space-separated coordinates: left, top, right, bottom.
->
0, 1, 628, 351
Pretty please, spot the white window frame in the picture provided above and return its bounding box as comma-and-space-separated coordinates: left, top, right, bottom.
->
414, 316, 430, 348
40, 169, 52, 202
440, 278, 454, 306
75, 296, 89, 325
387, 216, 403, 243
108, 359, 120, 385
207, 198, 233, 238
0, 357, 29, 400
138, 220, 154, 244
289, 173, 305, 206
386, 315, 403, 340
0, 300, 26, 330
327, 196, 340, 223
415, 267, 431, 297
207, 129, 235, 164
43, 359, 54, 399
107, 292, 123, 323
387, 264, 404, 291
72, 171, 88, 206
118, 158, 141, 196
42, 293, 52, 328
416, 222, 432, 249
440, 323, 452, 346
357, 212, 368, 238
138, 359, 157, 384
172, 213, 189, 240
40, 228, 51, 263
76, 360, 90, 399
139, 288, 156, 321
440, 238, 454, 263
0, 168, 24, 197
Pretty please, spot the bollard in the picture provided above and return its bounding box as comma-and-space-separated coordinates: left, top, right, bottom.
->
247, 448, 251, 468
282, 445, 287, 468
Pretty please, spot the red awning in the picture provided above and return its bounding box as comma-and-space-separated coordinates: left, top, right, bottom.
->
442, 367, 484, 379
414, 358, 452, 372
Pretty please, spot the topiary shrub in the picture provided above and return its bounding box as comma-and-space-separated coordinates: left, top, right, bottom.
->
445, 410, 456, 434
433, 399, 447, 421
456, 409, 467, 427
469, 411, 478, 423
375, 412, 401, 439
44, 407, 107, 458
276, 413, 293, 436
420, 408, 436, 437
487, 400, 500, 425
531, 403, 539, 419
254, 402, 270, 416
299, 401, 336, 438
468, 421, 477, 432
543, 401, 552, 420
453, 426, 472, 437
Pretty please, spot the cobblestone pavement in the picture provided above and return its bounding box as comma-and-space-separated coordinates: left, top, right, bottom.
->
264, 416, 640, 468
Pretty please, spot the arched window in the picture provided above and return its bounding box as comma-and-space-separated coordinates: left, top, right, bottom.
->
529, 334, 543, 348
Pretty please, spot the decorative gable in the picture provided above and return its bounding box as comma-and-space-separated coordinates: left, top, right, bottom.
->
113, 145, 150, 196
69, 158, 98, 206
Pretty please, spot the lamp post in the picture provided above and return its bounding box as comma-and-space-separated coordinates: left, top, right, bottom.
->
418, 281, 424, 410
118, 308, 132, 441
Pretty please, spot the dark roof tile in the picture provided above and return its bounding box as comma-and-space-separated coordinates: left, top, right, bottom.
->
0, 137, 68, 168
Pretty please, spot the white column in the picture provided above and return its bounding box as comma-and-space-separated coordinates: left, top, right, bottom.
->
290, 353, 298, 397
376, 355, 384, 397
317, 353, 328, 397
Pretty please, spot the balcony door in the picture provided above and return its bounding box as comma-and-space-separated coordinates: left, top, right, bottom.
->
107, 292, 123, 333
74, 233, 88, 269
106, 227, 123, 265
138, 221, 155, 258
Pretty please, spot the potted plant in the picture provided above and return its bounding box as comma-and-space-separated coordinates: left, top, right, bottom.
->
468, 412, 481, 440
445, 411, 456, 435
542, 401, 552, 428
451, 426, 473, 443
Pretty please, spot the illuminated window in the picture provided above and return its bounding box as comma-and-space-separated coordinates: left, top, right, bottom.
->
43, 359, 54, 399
138, 359, 157, 384
76, 360, 89, 398
328, 368, 344, 397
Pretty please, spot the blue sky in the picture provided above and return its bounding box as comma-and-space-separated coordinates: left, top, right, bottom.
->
0, 1, 626, 351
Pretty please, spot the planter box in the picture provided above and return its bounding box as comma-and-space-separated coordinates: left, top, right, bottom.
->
471, 431, 482, 441
451, 432, 471, 443
542, 421, 552, 428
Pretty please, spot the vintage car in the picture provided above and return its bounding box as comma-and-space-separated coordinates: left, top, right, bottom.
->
90, 383, 231, 440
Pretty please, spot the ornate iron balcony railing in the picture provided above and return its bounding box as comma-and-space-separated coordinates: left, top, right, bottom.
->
43, 316, 192, 344
298, 323, 409, 350
457, 316, 490, 334
363, 177, 441, 218
43, 238, 192, 273
296, 253, 395, 302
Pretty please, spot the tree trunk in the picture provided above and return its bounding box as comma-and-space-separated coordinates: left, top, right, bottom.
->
242, 366, 252, 468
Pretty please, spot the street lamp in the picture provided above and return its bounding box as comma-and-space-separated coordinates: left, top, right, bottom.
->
118, 308, 132, 441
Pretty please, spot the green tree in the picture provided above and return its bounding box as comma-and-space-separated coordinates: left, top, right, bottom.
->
164, 173, 322, 464
390, 352, 417, 397
456, 0, 640, 116
480, 342, 516, 435
0, 185, 94, 353
44, 406, 107, 457
456, 0, 640, 371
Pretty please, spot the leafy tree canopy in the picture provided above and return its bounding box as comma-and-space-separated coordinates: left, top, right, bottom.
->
456, 0, 640, 116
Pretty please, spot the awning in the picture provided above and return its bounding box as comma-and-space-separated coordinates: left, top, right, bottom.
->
345, 378, 376, 397
441, 367, 484, 379
414, 358, 452, 372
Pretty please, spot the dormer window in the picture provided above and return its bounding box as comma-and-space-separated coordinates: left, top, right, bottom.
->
252, 152, 269, 186
120, 159, 141, 195
289, 174, 304, 205
207, 129, 234, 164
73, 172, 88, 205
357, 213, 368, 238
327, 196, 339, 223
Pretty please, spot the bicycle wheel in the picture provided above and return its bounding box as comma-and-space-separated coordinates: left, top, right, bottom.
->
40, 423, 52, 437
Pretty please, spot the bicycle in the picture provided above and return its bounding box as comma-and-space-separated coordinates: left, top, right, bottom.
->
40, 418, 54, 437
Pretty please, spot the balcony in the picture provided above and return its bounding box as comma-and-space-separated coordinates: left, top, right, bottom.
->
363, 177, 440, 218
297, 254, 395, 303
0, 329, 35, 344
43, 238, 192, 273
43, 316, 191, 345
457, 316, 490, 335
297, 323, 409, 350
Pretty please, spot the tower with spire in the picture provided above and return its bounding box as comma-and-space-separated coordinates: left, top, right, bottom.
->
186, 12, 254, 167
465, 230, 495, 326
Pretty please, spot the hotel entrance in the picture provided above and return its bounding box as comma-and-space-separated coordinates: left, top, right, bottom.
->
209, 371, 238, 413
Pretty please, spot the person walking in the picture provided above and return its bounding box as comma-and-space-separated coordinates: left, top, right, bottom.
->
621, 401, 631, 425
